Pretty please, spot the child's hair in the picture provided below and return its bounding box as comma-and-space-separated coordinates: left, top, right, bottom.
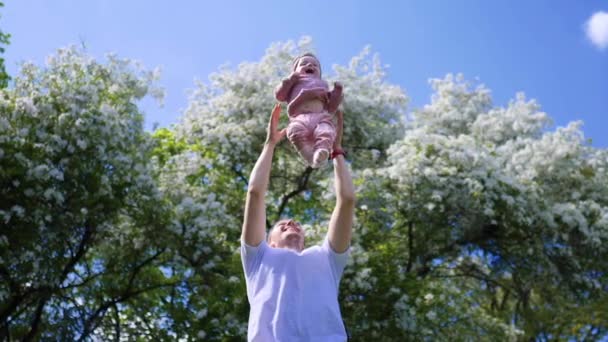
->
292, 52, 321, 76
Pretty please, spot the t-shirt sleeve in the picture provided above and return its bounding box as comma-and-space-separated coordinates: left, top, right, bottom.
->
322, 237, 350, 288
240, 239, 268, 278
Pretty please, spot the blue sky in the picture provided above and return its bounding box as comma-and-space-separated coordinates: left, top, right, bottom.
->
4, 1, 607, 146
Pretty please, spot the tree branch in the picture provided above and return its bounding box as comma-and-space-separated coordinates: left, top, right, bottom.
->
406, 221, 414, 273
78, 248, 169, 340
112, 303, 121, 342
276, 166, 313, 220
80, 282, 178, 341
231, 165, 249, 186
22, 294, 49, 342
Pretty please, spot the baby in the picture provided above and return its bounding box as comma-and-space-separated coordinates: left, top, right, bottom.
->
275, 53, 343, 168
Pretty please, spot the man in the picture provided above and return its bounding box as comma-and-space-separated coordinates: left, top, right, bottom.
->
241, 103, 355, 341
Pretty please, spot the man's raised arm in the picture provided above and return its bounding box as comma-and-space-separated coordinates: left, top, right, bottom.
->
328, 110, 355, 253
241, 104, 286, 247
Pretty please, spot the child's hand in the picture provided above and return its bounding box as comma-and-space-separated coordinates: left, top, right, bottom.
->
289, 72, 301, 82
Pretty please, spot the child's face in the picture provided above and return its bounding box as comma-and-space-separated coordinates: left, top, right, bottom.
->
295, 56, 321, 78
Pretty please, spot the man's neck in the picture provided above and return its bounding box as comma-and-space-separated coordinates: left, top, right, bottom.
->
279, 241, 303, 252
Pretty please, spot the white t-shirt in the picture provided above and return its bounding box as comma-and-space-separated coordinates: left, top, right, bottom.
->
241, 237, 349, 342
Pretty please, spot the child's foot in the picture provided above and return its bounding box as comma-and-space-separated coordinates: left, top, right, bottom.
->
311, 149, 329, 168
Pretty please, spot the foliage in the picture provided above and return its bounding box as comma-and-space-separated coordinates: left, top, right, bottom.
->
0, 47, 168, 340
1, 37, 607, 341
0, 1, 9, 88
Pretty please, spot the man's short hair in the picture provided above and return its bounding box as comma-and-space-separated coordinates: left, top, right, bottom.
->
267, 219, 303, 242
268, 219, 288, 242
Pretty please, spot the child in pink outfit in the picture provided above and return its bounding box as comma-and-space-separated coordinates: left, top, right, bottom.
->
275, 53, 343, 168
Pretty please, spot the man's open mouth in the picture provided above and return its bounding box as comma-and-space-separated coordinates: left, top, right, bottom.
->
305, 68, 315, 74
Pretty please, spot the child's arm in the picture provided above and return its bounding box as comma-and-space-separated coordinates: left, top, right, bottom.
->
274, 72, 299, 102
327, 81, 343, 114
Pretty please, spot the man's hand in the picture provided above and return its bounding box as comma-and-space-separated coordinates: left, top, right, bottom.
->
243, 104, 286, 246
333, 109, 344, 150
328, 109, 354, 253
327, 82, 344, 114
266, 103, 287, 146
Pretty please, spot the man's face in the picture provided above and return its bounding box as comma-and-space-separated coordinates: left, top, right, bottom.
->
268, 219, 305, 251
295, 56, 321, 78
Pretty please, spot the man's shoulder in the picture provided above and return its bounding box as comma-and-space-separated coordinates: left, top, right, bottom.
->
301, 240, 332, 256
240, 239, 269, 261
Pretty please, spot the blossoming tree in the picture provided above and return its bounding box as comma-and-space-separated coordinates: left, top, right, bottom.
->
1, 37, 606, 340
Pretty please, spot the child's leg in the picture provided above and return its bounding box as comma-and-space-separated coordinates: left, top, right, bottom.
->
312, 115, 336, 167
313, 121, 336, 152
287, 118, 315, 165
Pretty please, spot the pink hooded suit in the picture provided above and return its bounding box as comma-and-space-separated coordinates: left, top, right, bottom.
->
275, 74, 343, 166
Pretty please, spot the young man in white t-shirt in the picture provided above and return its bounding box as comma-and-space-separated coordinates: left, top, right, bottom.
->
241, 103, 355, 341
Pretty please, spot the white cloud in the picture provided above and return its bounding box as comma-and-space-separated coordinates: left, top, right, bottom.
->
585, 11, 608, 50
